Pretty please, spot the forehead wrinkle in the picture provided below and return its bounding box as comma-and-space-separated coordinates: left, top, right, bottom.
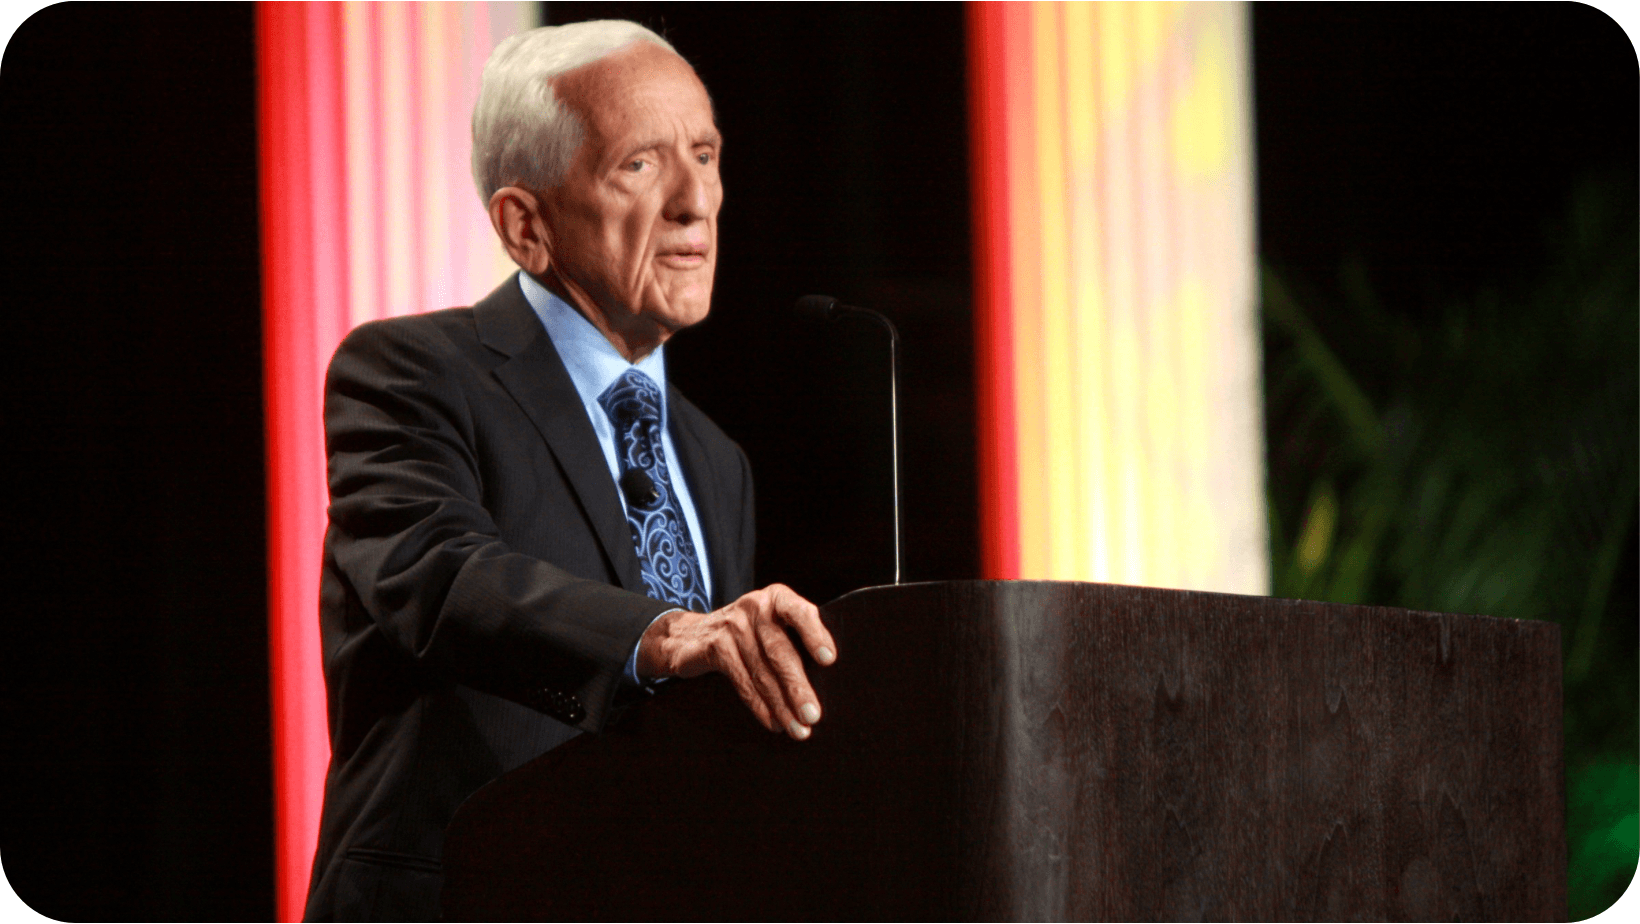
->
594, 107, 714, 160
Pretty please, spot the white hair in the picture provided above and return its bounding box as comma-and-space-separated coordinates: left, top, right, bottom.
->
470, 20, 678, 203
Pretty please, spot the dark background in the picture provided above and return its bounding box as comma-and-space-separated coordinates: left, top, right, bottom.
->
3, 3, 1633, 919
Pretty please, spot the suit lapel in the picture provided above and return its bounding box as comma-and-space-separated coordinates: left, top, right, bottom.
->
667, 393, 732, 609
473, 277, 646, 594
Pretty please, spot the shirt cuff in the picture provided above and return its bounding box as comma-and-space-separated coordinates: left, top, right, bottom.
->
625, 607, 684, 685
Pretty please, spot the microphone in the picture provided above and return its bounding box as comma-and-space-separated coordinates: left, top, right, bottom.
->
619, 469, 661, 509
794, 294, 845, 321
795, 294, 903, 585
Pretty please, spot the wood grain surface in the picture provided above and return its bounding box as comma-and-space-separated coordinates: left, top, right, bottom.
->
441, 580, 1564, 921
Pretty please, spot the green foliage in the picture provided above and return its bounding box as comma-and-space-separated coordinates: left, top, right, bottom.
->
1262, 175, 1638, 919
1569, 760, 1639, 920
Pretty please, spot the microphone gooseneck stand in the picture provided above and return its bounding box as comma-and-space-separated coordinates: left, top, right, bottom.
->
795, 295, 902, 585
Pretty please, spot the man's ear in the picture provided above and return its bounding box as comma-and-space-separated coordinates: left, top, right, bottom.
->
488, 186, 553, 276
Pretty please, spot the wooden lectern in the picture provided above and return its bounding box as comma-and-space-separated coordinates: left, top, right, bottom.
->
441, 581, 1564, 921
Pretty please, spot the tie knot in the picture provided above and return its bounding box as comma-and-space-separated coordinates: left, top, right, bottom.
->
599, 368, 663, 430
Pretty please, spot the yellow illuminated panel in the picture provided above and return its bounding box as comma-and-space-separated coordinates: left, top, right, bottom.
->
970, 1, 1266, 594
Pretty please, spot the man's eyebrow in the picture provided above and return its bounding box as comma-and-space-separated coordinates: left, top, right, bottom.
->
621, 138, 668, 158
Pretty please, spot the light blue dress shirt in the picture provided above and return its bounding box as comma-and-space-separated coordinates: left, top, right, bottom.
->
517, 272, 712, 682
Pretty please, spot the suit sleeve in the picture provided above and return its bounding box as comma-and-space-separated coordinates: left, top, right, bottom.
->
322, 318, 670, 731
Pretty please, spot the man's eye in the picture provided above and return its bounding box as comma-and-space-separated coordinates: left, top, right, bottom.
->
624, 159, 647, 173
696, 151, 714, 166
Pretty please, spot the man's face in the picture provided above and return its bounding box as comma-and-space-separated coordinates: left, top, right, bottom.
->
541, 43, 722, 352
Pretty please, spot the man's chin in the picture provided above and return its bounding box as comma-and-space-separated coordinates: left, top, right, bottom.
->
647, 293, 713, 334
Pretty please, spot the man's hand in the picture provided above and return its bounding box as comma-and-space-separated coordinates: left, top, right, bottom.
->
636, 584, 837, 740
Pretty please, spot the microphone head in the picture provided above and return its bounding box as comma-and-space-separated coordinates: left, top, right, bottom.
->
794, 294, 840, 321
619, 469, 661, 509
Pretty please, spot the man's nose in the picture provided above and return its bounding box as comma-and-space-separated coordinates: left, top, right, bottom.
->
663, 161, 714, 224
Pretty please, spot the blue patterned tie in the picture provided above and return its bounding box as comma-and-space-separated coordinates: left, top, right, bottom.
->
598, 369, 711, 614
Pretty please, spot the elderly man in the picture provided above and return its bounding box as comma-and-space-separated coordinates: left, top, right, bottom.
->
304, 21, 834, 921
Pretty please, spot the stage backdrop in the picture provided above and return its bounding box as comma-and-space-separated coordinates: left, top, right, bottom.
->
259, 2, 1265, 920
969, 2, 1265, 594
255, 2, 537, 918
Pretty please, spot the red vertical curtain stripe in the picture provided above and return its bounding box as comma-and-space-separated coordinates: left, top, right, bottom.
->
256, 5, 536, 917
256, 5, 343, 919
968, 2, 1023, 580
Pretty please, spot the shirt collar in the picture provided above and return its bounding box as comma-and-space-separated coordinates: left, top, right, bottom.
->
518, 272, 668, 417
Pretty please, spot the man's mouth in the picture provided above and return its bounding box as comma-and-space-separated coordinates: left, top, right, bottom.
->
656, 248, 709, 269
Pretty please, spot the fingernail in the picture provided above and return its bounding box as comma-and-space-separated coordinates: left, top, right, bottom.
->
800, 703, 821, 724
817, 646, 835, 664
787, 720, 810, 740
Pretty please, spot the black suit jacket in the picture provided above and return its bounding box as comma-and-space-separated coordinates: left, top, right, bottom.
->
303, 275, 756, 921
